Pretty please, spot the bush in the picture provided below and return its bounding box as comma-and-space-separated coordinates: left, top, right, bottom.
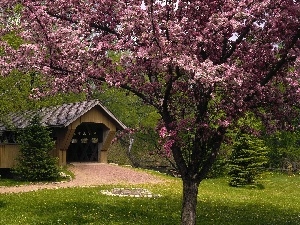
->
264, 131, 300, 172
13, 115, 59, 181
207, 157, 228, 178
228, 133, 268, 187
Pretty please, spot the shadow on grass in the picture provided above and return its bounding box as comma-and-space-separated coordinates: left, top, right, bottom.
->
0, 183, 299, 225
32, 197, 181, 225
230, 182, 266, 190
10, 194, 298, 225
0, 200, 6, 208
197, 201, 300, 225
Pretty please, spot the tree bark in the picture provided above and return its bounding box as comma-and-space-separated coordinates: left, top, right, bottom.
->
181, 178, 200, 225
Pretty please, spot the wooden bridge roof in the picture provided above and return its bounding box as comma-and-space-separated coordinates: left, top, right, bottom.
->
0, 100, 127, 131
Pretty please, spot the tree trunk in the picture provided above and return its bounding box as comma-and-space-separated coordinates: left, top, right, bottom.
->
125, 135, 140, 167
181, 179, 200, 225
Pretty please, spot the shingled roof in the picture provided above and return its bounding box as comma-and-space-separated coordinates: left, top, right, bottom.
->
0, 100, 127, 131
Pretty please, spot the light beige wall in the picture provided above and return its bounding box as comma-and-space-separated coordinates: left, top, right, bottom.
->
69, 107, 117, 131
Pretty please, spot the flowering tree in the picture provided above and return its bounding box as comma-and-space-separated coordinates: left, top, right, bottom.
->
0, 1, 299, 224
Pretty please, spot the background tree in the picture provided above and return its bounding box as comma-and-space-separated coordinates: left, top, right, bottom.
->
0, 71, 32, 119
0, 71, 87, 117
93, 84, 162, 168
13, 116, 59, 181
0, 1, 299, 225
265, 131, 300, 173
0, 23, 87, 116
228, 133, 268, 187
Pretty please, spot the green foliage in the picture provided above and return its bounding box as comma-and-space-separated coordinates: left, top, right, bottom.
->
206, 154, 228, 178
0, 71, 32, 118
93, 85, 163, 167
0, 178, 30, 187
93, 84, 160, 129
208, 113, 265, 178
0, 71, 86, 123
264, 131, 300, 170
109, 129, 170, 168
228, 133, 268, 187
107, 142, 132, 165
13, 116, 59, 181
1, 32, 24, 49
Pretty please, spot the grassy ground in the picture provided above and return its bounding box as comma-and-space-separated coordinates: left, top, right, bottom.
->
0, 166, 74, 186
0, 172, 299, 225
0, 178, 29, 186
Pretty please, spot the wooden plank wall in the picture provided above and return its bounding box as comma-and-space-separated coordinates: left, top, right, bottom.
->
69, 107, 116, 131
0, 144, 20, 168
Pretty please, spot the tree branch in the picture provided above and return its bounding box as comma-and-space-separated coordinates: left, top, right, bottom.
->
165, 0, 171, 41
161, 65, 174, 122
220, 24, 252, 63
89, 74, 161, 110
48, 63, 76, 75
149, 0, 161, 50
196, 126, 226, 181
260, 28, 300, 86
46, 11, 119, 37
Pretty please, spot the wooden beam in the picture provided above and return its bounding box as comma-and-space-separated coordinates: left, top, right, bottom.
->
99, 130, 116, 163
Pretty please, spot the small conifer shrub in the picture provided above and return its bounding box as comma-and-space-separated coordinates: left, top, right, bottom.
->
13, 115, 59, 181
228, 133, 268, 187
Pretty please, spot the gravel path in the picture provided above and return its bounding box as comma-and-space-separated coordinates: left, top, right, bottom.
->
0, 163, 165, 194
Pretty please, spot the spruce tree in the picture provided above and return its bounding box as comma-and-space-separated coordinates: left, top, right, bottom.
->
13, 115, 59, 181
228, 133, 268, 187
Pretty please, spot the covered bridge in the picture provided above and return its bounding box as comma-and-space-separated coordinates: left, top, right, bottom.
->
0, 100, 126, 168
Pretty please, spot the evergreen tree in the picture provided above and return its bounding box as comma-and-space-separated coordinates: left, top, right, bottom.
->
265, 131, 300, 170
13, 116, 59, 181
228, 133, 268, 187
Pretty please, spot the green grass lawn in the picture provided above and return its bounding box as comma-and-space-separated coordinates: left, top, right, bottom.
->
0, 172, 299, 225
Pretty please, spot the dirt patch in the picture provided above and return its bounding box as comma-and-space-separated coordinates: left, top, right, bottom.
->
0, 163, 165, 194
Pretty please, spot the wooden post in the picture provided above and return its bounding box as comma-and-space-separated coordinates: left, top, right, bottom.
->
99, 130, 116, 163
55, 128, 75, 166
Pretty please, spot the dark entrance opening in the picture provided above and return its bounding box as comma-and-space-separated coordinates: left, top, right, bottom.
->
67, 123, 104, 162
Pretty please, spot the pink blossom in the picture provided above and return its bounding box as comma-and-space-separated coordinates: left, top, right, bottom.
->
163, 139, 175, 158
159, 126, 168, 138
